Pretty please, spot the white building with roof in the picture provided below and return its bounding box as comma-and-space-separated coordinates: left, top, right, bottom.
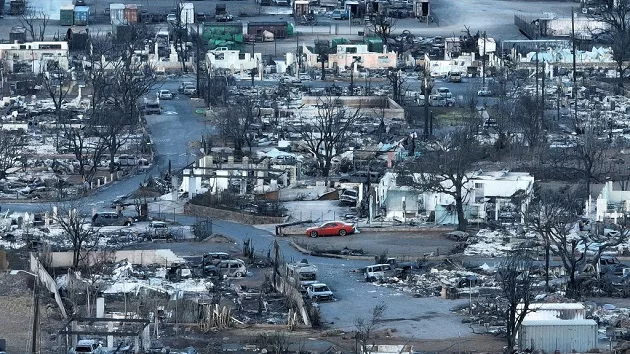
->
377, 170, 535, 224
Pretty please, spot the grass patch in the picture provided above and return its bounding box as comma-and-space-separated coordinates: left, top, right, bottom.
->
435, 108, 477, 126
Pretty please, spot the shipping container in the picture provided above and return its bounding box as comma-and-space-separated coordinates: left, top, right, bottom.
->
180, 2, 195, 24
60, 4, 75, 26
518, 319, 597, 353
9, 26, 26, 44
124, 4, 138, 24
74, 6, 89, 26
110, 4, 125, 25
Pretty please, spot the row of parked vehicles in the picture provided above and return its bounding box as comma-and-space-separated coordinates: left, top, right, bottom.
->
286, 259, 334, 301
143, 83, 198, 115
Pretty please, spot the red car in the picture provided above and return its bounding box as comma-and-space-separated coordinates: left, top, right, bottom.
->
305, 221, 355, 237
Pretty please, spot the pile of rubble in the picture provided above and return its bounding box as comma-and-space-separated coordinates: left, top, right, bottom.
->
463, 228, 540, 257
373, 266, 495, 298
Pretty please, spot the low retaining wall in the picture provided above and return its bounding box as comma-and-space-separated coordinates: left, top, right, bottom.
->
184, 203, 286, 225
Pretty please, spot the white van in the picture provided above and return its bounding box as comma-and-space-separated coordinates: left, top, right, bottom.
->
216, 259, 247, 277
364, 264, 395, 282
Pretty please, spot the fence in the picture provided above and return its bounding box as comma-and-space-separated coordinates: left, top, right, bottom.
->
30, 253, 68, 318
273, 271, 311, 327
514, 14, 540, 39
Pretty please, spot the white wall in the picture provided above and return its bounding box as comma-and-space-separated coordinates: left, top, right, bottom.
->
519, 320, 597, 353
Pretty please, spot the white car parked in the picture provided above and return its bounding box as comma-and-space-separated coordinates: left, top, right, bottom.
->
306, 283, 334, 301
158, 89, 174, 100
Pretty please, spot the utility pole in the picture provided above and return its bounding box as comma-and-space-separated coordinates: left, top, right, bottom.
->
541, 60, 546, 124
423, 66, 430, 139
32, 268, 39, 354
535, 46, 539, 106
296, 34, 300, 75
572, 7, 578, 123
273, 240, 279, 287
195, 23, 201, 93
482, 31, 487, 88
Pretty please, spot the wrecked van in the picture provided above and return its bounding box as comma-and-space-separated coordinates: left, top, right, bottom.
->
71, 340, 104, 354
205, 259, 247, 277
364, 264, 396, 282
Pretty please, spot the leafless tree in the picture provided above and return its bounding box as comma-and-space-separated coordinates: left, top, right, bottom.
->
61, 124, 107, 184
19, 6, 50, 42
588, 0, 630, 91
499, 251, 535, 351
40, 66, 72, 124
173, 0, 190, 73
550, 129, 614, 199
97, 51, 157, 176
387, 69, 407, 105
294, 97, 362, 177
0, 129, 26, 179
51, 204, 99, 269
354, 302, 387, 354
398, 125, 485, 231
211, 96, 259, 156
204, 70, 230, 106
511, 94, 546, 155
368, 12, 396, 44
525, 186, 584, 298
313, 41, 330, 81
85, 34, 116, 116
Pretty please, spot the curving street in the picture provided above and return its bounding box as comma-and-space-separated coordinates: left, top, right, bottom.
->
3, 76, 473, 340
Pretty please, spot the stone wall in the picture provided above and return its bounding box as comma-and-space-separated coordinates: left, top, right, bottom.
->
185, 203, 286, 225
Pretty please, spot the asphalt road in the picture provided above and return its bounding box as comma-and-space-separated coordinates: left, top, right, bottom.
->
4, 76, 209, 210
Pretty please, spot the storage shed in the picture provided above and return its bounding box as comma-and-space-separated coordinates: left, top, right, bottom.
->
247, 21, 288, 39
518, 318, 597, 353
9, 26, 27, 44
